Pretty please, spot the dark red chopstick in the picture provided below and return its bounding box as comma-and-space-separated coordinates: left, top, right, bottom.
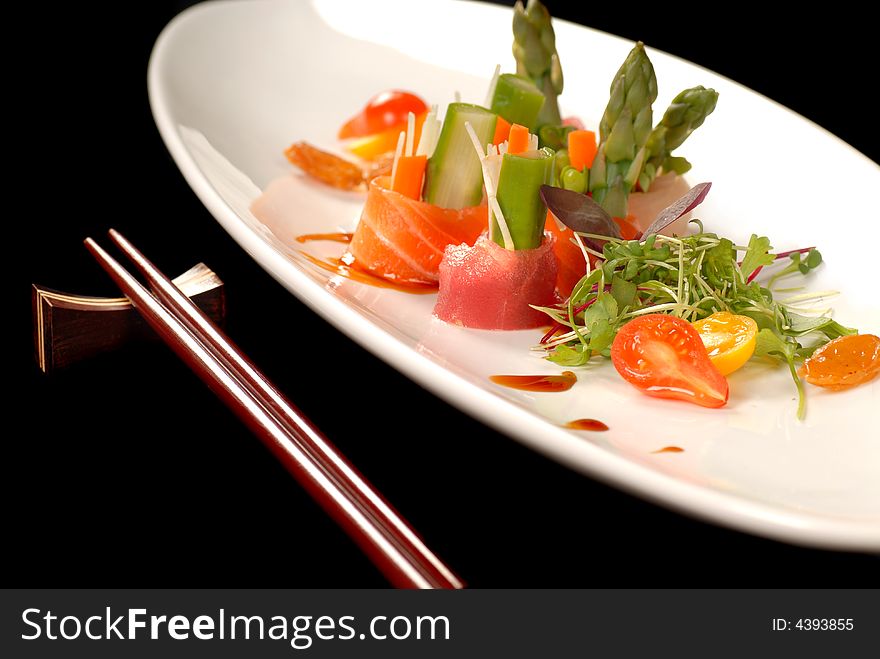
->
105, 229, 460, 588
85, 233, 463, 589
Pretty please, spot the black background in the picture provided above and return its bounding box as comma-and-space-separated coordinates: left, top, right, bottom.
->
13, 2, 878, 587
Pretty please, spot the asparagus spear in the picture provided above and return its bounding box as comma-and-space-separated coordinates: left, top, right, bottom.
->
512, 0, 563, 127
640, 86, 719, 191
493, 148, 554, 249
490, 73, 546, 131
589, 42, 657, 218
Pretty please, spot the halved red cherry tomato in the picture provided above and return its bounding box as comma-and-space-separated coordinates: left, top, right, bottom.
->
338, 90, 428, 140
798, 334, 880, 390
611, 314, 729, 408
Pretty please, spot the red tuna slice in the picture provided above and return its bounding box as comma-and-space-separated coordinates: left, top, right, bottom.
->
348, 176, 487, 285
434, 233, 558, 330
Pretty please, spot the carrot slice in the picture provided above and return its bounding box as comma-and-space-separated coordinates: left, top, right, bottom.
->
391, 155, 427, 200
568, 129, 597, 170
507, 123, 530, 155
492, 116, 512, 146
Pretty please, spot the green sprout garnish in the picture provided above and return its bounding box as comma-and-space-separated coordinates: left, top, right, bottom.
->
535, 222, 856, 419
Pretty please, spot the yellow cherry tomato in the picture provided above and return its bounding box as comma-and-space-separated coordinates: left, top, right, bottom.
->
343, 112, 427, 161
344, 126, 404, 160
692, 312, 758, 375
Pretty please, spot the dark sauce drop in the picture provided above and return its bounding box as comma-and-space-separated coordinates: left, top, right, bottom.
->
652, 446, 684, 454
489, 371, 577, 392
298, 251, 437, 294
295, 232, 354, 244
565, 418, 609, 431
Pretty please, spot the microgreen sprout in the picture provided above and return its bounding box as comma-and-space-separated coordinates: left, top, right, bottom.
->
533, 223, 857, 419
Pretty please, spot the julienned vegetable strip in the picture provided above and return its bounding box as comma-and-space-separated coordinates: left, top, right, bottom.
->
389, 131, 406, 192
568, 130, 597, 171
489, 73, 546, 131
390, 112, 429, 200
416, 106, 441, 157
391, 155, 427, 199
507, 123, 530, 155
493, 147, 554, 249
424, 103, 497, 209
493, 116, 512, 145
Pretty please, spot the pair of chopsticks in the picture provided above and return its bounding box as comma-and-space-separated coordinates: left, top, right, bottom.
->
85, 230, 463, 589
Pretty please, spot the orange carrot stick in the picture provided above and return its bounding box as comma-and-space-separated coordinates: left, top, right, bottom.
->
507, 123, 530, 155
391, 155, 428, 200
568, 129, 597, 170
492, 116, 512, 145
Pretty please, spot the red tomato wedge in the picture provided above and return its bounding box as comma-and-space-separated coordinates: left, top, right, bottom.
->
338, 91, 428, 140
611, 314, 729, 408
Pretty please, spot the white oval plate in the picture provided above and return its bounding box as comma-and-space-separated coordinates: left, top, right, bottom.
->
149, 0, 880, 551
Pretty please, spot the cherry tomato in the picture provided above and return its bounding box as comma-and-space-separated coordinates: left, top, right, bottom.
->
345, 111, 427, 161
692, 311, 758, 375
611, 314, 729, 408
338, 90, 428, 140
798, 334, 880, 390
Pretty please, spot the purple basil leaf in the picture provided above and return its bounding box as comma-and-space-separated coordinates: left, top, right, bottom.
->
540, 186, 622, 249
639, 182, 712, 238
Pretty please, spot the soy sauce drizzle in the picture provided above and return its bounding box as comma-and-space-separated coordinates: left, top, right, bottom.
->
489, 371, 577, 392
295, 232, 354, 244
565, 418, 609, 431
298, 251, 437, 294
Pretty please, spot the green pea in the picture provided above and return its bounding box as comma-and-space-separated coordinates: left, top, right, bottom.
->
561, 166, 587, 193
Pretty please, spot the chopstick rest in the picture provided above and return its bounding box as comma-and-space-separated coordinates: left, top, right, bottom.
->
33, 263, 225, 373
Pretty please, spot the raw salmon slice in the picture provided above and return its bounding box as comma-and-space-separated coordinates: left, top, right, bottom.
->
349, 176, 487, 285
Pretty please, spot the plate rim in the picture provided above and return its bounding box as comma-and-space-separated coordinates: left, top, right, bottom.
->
147, 0, 880, 552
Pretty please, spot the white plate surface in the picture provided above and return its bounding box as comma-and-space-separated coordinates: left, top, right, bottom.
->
149, 0, 880, 551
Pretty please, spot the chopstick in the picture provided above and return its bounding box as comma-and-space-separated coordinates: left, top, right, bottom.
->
85, 231, 463, 589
